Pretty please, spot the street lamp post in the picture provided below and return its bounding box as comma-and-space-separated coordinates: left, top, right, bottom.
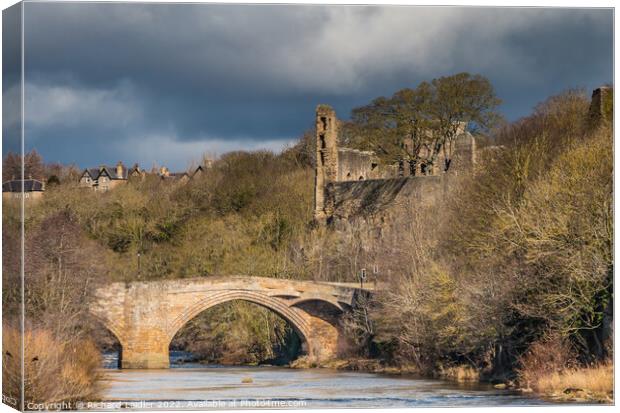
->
359, 268, 367, 289
373, 264, 379, 288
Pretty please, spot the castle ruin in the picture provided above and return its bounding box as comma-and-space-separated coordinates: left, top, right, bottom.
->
313, 105, 477, 225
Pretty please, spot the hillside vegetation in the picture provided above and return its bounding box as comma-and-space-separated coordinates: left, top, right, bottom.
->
2, 85, 613, 403
345, 88, 613, 399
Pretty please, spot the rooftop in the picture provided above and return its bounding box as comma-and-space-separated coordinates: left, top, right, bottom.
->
3, 179, 45, 192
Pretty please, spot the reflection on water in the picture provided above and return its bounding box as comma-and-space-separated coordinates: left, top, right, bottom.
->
98, 351, 552, 409
102, 351, 197, 369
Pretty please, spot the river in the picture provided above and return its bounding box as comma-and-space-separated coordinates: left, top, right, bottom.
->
96, 351, 553, 409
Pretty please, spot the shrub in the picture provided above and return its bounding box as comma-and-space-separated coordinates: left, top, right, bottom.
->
3, 325, 102, 406
518, 334, 612, 401
517, 335, 576, 390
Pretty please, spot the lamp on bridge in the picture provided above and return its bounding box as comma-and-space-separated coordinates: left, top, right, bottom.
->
358, 268, 367, 289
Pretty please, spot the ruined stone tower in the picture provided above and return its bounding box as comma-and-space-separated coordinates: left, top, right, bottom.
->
588, 86, 613, 129
314, 105, 339, 222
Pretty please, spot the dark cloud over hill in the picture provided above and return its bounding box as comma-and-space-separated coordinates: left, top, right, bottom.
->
3, 3, 612, 169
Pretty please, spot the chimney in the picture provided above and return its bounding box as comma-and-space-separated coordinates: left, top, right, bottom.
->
116, 161, 124, 178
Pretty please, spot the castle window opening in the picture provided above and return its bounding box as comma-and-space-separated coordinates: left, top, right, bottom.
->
320, 116, 328, 131
359, 176, 364, 180
319, 134, 326, 149
371, 162, 378, 171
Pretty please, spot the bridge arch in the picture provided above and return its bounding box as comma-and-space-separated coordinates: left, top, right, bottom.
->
89, 313, 127, 350
91, 276, 368, 368
86, 314, 127, 369
167, 290, 314, 354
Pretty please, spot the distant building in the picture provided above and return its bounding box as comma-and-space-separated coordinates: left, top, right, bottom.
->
191, 165, 205, 180
158, 166, 190, 184
169, 172, 190, 184
128, 163, 147, 181
2, 178, 45, 202
79, 161, 128, 191
79, 161, 210, 190
159, 164, 211, 184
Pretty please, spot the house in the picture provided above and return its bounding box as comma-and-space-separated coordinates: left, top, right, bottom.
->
79, 161, 128, 191
191, 165, 205, 180
2, 178, 45, 202
158, 166, 190, 184
128, 163, 147, 181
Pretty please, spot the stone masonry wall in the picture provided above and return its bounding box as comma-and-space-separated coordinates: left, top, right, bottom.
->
337, 148, 398, 181
325, 176, 444, 226
314, 105, 476, 226
91, 276, 366, 368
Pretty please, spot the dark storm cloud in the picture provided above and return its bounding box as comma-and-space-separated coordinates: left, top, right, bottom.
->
2, 3, 22, 155
12, 3, 613, 169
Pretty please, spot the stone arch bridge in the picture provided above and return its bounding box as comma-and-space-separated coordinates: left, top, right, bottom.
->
91, 276, 372, 369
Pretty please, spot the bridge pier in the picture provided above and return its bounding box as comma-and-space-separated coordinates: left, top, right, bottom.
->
302, 308, 343, 362
121, 328, 170, 369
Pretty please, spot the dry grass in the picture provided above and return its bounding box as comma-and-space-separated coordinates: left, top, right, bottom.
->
2, 325, 23, 409
438, 365, 480, 382
533, 363, 613, 402
517, 336, 613, 402
2, 324, 102, 406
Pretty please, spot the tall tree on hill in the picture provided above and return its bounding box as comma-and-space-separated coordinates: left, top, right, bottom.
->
430, 73, 502, 171
346, 73, 501, 173
346, 85, 434, 173
2, 149, 46, 181
2, 152, 20, 181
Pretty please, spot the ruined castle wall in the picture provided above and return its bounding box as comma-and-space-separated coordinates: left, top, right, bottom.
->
588, 86, 613, 128
450, 132, 476, 173
314, 104, 477, 226
325, 176, 443, 226
315, 105, 339, 222
336, 148, 397, 182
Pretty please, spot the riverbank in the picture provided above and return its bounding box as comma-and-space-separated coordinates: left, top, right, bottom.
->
290, 357, 418, 375
519, 362, 613, 404
290, 356, 613, 404
181, 348, 613, 404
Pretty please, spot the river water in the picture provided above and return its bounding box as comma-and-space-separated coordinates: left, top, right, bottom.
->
97, 352, 553, 409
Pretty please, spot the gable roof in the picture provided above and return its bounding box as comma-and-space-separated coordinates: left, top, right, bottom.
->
81, 168, 99, 179
3, 179, 44, 192
101, 165, 128, 180
80, 165, 128, 181
128, 164, 144, 175
191, 165, 205, 178
161, 172, 189, 181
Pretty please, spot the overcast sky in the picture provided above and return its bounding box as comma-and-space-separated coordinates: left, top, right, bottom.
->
2, 3, 613, 171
